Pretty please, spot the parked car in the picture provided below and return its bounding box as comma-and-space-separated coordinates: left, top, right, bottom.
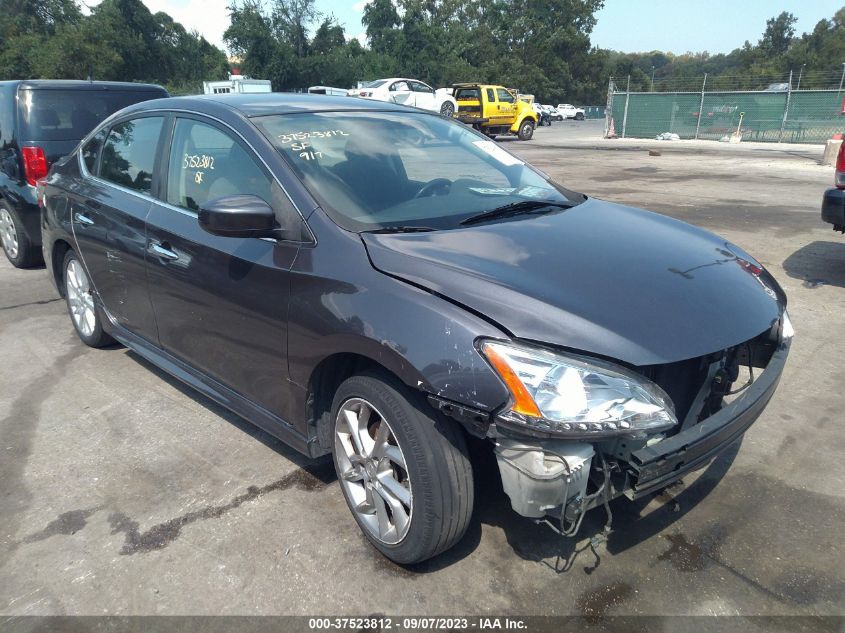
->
556, 103, 586, 120
547, 105, 564, 121
0, 80, 168, 267
41, 94, 791, 565
821, 140, 844, 233
532, 103, 552, 127
452, 83, 538, 140
347, 78, 457, 116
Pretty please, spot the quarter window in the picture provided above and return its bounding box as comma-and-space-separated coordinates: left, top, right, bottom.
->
486, 88, 496, 102
166, 118, 272, 212
99, 117, 164, 194
82, 129, 108, 174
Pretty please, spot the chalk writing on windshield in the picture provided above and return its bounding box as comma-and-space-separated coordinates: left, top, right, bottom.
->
278, 130, 349, 144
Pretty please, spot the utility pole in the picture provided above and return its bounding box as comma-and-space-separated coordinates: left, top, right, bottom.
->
622, 75, 631, 138
779, 70, 793, 142
695, 73, 707, 140
796, 64, 806, 91
838, 62, 845, 96
651, 66, 655, 92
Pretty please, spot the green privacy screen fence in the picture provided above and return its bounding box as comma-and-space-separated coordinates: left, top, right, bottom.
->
608, 87, 845, 144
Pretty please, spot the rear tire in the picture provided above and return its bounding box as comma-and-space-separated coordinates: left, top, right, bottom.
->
0, 204, 42, 268
62, 249, 114, 348
331, 372, 473, 565
517, 119, 535, 141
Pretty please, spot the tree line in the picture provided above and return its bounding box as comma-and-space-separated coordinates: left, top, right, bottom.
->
2, 0, 844, 103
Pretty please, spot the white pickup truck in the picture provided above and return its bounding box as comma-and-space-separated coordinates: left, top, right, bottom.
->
556, 104, 586, 120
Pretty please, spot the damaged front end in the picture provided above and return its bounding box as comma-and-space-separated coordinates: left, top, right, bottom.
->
480, 312, 793, 538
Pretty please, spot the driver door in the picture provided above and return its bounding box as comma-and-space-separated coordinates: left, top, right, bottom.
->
145, 115, 301, 419
388, 80, 414, 106
492, 88, 516, 125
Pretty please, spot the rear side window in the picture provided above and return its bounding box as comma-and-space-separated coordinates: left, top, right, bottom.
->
486, 88, 495, 102
100, 117, 164, 194
166, 118, 272, 212
18, 89, 166, 142
82, 129, 108, 174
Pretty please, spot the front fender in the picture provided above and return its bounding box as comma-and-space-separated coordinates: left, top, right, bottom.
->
287, 210, 510, 412
510, 114, 537, 133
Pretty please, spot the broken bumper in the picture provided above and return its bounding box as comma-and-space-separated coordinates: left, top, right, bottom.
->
628, 336, 791, 497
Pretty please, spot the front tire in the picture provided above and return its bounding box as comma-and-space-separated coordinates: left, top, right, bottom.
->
332, 373, 473, 565
575, 112, 585, 121
0, 204, 42, 268
439, 101, 455, 117
517, 119, 535, 141
63, 250, 114, 348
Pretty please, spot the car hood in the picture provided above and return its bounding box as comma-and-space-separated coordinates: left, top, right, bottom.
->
361, 199, 786, 366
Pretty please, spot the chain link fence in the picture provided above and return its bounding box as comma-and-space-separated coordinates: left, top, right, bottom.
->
606, 71, 845, 144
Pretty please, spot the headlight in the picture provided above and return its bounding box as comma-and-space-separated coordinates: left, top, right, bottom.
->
480, 340, 677, 437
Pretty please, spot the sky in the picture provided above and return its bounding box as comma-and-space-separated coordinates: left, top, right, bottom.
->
91, 0, 843, 56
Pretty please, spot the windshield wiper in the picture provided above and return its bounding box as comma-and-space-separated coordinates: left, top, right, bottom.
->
366, 226, 436, 234
459, 200, 574, 226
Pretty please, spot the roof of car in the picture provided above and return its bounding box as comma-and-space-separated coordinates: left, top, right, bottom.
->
120, 93, 416, 118
0, 80, 166, 92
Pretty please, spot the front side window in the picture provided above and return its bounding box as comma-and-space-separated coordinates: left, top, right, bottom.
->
253, 112, 582, 232
496, 88, 515, 104
99, 117, 164, 194
166, 118, 272, 212
82, 129, 108, 174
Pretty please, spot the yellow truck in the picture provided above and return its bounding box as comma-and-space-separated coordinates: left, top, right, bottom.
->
451, 83, 538, 140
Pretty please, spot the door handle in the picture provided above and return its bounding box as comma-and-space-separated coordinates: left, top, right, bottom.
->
148, 241, 179, 261
74, 212, 94, 226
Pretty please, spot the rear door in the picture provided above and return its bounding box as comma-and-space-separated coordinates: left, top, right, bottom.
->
145, 115, 299, 418
388, 80, 414, 106
71, 114, 164, 342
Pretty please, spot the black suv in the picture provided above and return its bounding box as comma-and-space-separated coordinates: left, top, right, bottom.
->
0, 80, 168, 267
41, 94, 791, 565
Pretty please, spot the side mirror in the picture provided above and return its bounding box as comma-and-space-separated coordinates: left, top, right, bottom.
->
198, 195, 277, 239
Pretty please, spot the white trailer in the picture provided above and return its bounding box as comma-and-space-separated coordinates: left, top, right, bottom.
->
203, 74, 271, 95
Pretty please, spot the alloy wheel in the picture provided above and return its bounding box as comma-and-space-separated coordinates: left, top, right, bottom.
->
0, 208, 18, 259
440, 102, 455, 117
65, 258, 96, 338
335, 397, 413, 545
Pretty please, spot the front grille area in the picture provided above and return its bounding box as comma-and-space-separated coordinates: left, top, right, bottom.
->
636, 326, 779, 434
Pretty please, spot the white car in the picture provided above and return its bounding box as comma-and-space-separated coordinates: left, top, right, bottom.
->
348, 78, 458, 116
556, 104, 586, 120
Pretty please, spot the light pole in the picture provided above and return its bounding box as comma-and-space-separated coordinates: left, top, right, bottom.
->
651, 66, 655, 92
839, 62, 845, 95
796, 63, 806, 91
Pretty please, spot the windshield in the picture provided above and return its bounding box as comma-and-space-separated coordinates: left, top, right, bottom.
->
18, 88, 165, 142
253, 111, 583, 231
